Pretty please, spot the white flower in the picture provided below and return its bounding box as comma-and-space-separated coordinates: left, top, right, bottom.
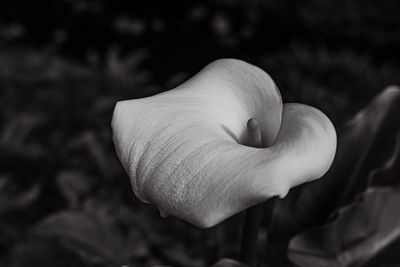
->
112, 59, 337, 228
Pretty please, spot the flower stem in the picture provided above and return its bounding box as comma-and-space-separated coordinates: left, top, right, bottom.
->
240, 203, 263, 267
239, 118, 264, 267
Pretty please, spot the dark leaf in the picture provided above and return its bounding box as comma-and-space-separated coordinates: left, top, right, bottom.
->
56, 170, 91, 209
266, 86, 400, 264
68, 132, 116, 180
0, 176, 40, 213
210, 258, 249, 267
288, 124, 400, 266
288, 186, 400, 267
32, 211, 124, 265
11, 238, 84, 267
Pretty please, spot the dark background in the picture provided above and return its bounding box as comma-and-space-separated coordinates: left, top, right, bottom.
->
0, 0, 400, 266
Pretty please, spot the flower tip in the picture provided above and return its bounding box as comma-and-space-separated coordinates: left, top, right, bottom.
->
247, 118, 259, 130
159, 210, 169, 218
246, 118, 263, 148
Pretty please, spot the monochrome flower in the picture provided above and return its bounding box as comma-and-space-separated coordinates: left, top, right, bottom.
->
112, 59, 337, 228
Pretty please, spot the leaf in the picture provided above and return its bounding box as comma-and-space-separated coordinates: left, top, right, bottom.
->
11, 238, 85, 267
265, 86, 400, 264
1, 113, 46, 145
0, 176, 40, 213
210, 258, 249, 267
68, 131, 116, 180
288, 186, 400, 267
33, 211, 125, 265
285, 86, 400, 266
56, 169, 91, 209
30, 197, 159, 266
288, 131, 400, 266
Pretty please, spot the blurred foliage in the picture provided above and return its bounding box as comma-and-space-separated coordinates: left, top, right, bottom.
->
0, 48, 217, 267
0, 0, 400, 266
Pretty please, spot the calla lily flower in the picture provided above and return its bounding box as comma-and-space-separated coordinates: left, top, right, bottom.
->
112, 59, 337, 228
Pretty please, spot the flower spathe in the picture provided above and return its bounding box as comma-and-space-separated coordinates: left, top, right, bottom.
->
112, 59, 337, 228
